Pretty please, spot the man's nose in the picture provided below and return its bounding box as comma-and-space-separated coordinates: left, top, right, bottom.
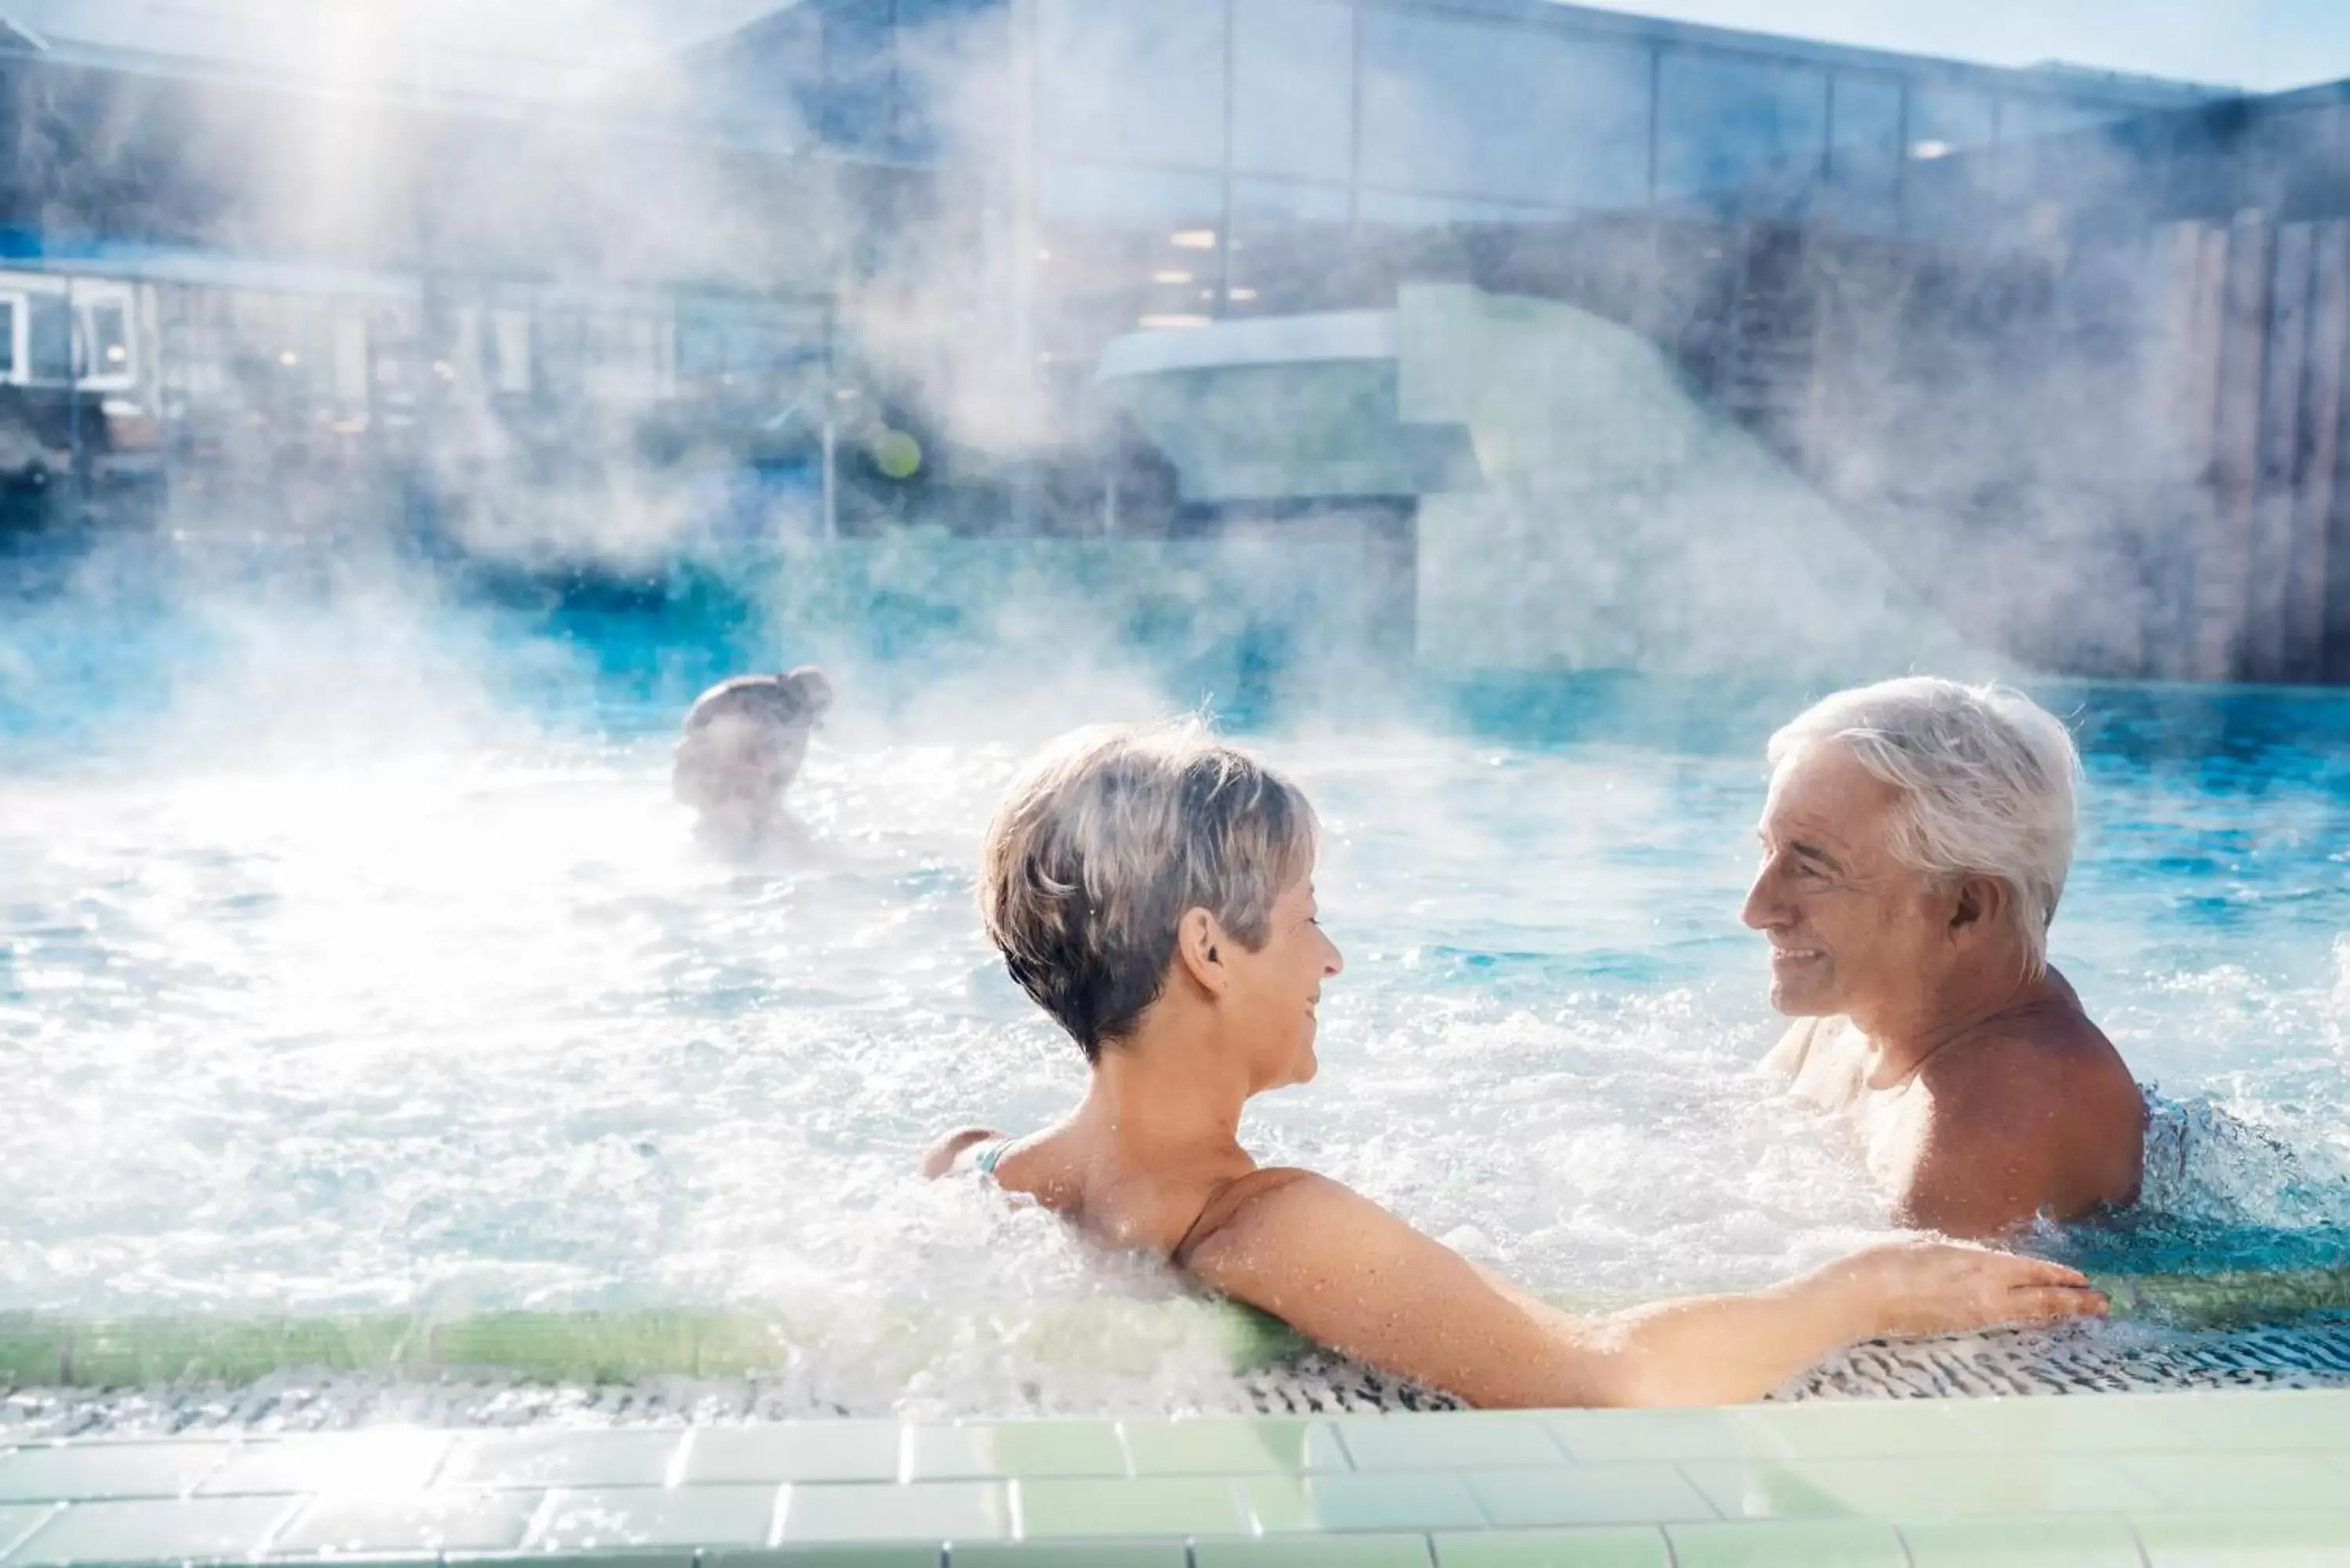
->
1741, 865, 1788, 931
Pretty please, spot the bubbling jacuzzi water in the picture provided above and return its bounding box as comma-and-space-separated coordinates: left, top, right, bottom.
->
2, 586, 2348, 1423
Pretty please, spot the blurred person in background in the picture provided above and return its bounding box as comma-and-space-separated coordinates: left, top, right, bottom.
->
673, 666, 833, 861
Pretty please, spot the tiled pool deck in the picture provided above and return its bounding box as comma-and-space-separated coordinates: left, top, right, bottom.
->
0, 1392, 2345, 1566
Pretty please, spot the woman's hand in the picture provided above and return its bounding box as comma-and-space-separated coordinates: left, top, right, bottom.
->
1830, 1237, 2108, 1339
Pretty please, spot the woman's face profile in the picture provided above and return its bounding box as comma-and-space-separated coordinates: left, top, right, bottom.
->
1222, 866, 1343, 1092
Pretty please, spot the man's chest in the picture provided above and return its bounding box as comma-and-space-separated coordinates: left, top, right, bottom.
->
1792, 1023, 1936, 1182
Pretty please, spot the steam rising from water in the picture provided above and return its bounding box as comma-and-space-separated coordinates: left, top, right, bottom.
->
2, 577, 2346, 1417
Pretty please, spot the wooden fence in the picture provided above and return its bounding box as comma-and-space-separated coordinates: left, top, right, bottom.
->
1723, 212, 2350, 685
2160, 214, 2350, 684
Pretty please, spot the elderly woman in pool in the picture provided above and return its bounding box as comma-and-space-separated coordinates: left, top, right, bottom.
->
924, 721, 2105, 1408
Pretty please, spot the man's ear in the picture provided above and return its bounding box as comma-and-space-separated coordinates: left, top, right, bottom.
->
1173, 906, 1230, 997
1947, 876, 2008, 948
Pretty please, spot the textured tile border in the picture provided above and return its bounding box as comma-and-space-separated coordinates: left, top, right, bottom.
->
0, 1392, 2342, 1564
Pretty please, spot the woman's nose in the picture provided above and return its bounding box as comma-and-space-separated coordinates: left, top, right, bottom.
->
1322, 935, 1345, 977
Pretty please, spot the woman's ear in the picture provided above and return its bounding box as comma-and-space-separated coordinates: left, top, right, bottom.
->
1173, 906, 1230, 996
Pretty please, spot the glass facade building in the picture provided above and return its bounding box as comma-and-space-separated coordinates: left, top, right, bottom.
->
677, 2, 2350, 684
762, 0, 2211, 225
0, 0, 2232, 547
685, 0, 2223, 474
13, 0, 2345, 664
0, 30, 849, 547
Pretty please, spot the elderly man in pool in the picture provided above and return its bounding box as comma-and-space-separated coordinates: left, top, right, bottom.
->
1744, 677, 2144, 1238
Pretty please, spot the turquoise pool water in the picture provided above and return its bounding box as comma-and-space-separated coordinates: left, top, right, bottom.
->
0, 544, 2345, 1417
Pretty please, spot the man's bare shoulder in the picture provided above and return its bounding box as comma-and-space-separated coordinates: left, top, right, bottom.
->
1924, 980, 2138, 1115
1910, 978, 2145, 1223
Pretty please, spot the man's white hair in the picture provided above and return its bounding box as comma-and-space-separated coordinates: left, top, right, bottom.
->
1766, 677, 2082, 976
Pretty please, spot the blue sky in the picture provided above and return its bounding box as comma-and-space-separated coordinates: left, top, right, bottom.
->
1589, 0, 2350, 91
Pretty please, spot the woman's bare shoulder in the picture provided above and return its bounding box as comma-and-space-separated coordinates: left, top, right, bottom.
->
1173, 1166, 1354, 1265
918, 1126, 1003, 1178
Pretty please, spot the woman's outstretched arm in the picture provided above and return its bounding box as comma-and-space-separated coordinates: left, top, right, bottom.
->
1181, 1171, 2105, 1408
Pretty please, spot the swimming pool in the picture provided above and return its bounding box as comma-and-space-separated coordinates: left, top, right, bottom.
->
2, 545, 2347, 1427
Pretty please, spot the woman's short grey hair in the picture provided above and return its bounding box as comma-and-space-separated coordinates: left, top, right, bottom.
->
981, 719, 1318, 1062
1767, 677, 2081, 976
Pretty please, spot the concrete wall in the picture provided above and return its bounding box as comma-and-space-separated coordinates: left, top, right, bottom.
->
1398, 285, 1981, 681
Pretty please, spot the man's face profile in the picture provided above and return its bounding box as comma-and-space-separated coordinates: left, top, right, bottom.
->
1743, 742, 1945, 1022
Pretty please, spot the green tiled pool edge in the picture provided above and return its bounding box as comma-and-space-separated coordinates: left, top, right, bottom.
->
0, 1392, 2345, 1565
6, 1274, 2350, 1389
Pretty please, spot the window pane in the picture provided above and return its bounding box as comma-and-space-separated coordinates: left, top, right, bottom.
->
818, 0, 894, 153
678, 298, 826, 411
1828, 73, 1904, 233
1657, 49, 1828, 219
483, 309, 531, 395
0, 299, 15, 376
1234, 178, 1351, 223
1909, 83, 1997, 160
1906, 84, 1998, 239
1994, 93, 2135, 209
1036, 161, 1226, 370
332, 313, 370, 404
895, 0, 1007, 162
1358, 190, 1567, 227
2001, 94, 2129, 141
701, 6, 819, 147
1360, 12, 1650, 210
1229, 178, 1354, 316
1038, 0, 1224, 170
86, 303, 130, 377
1041, 161, 1224, 226
28, 295, 70, 382
1233, 0, 1352, 181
